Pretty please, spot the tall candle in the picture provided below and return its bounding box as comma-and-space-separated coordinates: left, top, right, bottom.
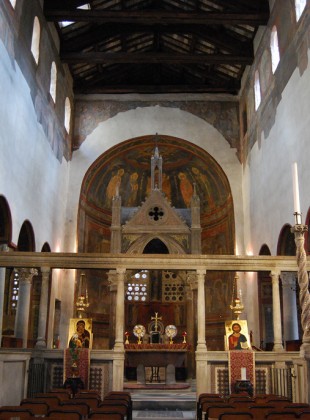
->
292, 162, 301, 214
241, 367, 247, 380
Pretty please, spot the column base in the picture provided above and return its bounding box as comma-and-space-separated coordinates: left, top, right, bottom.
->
35, 339, 47, 348
272, 343, 284, 351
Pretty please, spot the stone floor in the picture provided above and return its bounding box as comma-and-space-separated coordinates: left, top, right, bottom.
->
131, 388, 196, 419
133, 409, 196, 419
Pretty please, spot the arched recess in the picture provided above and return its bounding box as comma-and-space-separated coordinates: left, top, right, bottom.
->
2, 221, 36, 347
126, 234, 183, 254
17, 220, 35, 251
0, 195, 12, 245
143, 238, 170, 254
277, 224, 296, 256
258, 244, 273, 350
77, 135, 235, 350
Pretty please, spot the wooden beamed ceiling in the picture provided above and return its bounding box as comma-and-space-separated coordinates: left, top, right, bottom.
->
44, 0, 270, 94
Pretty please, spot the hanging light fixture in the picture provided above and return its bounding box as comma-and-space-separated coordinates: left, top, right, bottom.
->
76, 271, 89, 318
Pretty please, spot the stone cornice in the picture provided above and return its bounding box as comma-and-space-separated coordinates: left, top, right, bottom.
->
0, 252, 303, 272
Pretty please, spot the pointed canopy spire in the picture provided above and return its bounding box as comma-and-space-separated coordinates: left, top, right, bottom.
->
151, 133, 163, 191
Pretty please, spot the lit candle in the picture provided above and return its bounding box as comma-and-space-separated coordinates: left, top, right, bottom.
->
241, 367, 247, 380
292, 162, 301, 215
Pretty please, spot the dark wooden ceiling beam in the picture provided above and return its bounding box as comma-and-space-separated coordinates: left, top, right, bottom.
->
61, 24, 253, 56
73, 83, 240, 94
44, 9, 269, 26
61, 51, 253, 64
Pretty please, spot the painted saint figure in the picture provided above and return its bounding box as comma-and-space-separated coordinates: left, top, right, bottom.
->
69, 320, 90, 348
228, 322, 248, 350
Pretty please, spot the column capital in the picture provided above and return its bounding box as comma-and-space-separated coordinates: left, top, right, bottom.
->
270, 270, 280, 283
40, 266, 51, 275
196, 269, 207, 277
15, 267, 38, 283
116, 267, 126, 276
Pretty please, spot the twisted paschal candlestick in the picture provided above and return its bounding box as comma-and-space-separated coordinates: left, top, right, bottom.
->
291, 223, 310, 351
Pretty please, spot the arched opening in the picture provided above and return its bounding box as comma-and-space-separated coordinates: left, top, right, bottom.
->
17, 221, 35, 251
295, 0, 306, 21
143, 239, 169, 254
64, 97, 72, 133
31, 16, 40, 65
41, 242, 51, 252
0, 195, 12, 245
270, 26, 280, 73
254, 70, 261, 110
50, 62, 57, 103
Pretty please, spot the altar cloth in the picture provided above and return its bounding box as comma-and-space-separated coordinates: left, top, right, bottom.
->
228, 350, 255, 394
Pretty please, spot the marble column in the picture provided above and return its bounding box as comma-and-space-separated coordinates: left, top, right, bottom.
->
114, 267, 126, 350
35, 267, 50, 348
0, 245, 9, 347
195, 269, 208, 397
281, 272, 299, 344
270, 270, 284, 351
113, 267, 125, 391
14, 268, 38, 348
196, 269, 207, 350
185, 276, 195, 379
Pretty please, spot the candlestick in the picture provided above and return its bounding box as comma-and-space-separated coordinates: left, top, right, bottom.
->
292, 162, 301, 218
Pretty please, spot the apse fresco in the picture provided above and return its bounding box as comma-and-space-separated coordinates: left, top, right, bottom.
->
78, 135, 235, 350
79, 135, 234, 255
84, 136, 229, 211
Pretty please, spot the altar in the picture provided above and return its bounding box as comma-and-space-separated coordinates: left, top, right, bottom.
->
125, 343, 189, 385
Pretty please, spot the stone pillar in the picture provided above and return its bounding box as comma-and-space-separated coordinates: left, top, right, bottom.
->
281, 272, 299, 344
14, 268, 38, 347
113, 267, 125, 391
0, 245, 9, 347
270, 270, 284, 351
35, 267, 50, 348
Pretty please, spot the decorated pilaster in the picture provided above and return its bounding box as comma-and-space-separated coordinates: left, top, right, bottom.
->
14, 268, 38, 347
35, 267, 50, 348
270, 270, 284, 351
